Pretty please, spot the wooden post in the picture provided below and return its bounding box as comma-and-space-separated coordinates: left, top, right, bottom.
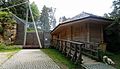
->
71, 26, 73, 40
87, 23, 90, 43
75, 44, 83, 64
64, 41, 67, 54
101, 24, 103, 42
71, 44, 77, 61
62, 41, 65, 53
66, 42, 71, 57
56, 39, 59, 49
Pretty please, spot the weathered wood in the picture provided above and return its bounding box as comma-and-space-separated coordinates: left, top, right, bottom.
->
71, 44, 77, 61
51, 38, 100, 64
52, 39, 83, 64
75, 44, 82, 64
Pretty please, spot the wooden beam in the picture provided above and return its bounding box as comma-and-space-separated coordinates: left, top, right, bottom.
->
101, 24, 103, 42
87, 23, 90, 43
71, 26, 73, 40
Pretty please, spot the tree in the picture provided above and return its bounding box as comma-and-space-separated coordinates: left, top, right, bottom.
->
103, 13, 110, 18
59, 16, 67, 23
0, 0, 27, 20
0, 0, 40, 22
39, 5, 56, 31
109, 0, 120, 22
40, 5, 50, 32
49, 7, 56, 29
104, 0, 120, 52
29, 2, 40, 21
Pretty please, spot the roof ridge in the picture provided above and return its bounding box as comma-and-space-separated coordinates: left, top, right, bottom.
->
61, 12, 111, 23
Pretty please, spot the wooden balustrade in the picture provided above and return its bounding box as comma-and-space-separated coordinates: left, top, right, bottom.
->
51, 38, 100, 64
82, 42, 99, 60
52, 39, 83, 64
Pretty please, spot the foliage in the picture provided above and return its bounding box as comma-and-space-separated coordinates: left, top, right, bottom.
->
0, 0, 27, 20
0, 11, 16, 43
49, 7, 56, 29
27, 28, 35, 32
104, 0, 120, 52
39, 5, 56, 31
0, 0, 40, 22
39, 5, 50, 32
59, 16, 67, 22
109, 0, 120, 22
0, 43, 6, 49
41, 49, 82, 69
0, 43, 21, 52
29, 2, 40, 21
105, 23, 120, 52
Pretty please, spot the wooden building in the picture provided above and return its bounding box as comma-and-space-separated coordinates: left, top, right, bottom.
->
51, 12, 113, 44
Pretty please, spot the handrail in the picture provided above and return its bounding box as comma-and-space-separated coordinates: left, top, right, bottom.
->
53, 38, 83, 45
51, 38, 100, 63
52, 38, 83, 64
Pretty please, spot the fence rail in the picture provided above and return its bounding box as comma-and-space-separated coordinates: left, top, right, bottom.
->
51, 38, 100, 64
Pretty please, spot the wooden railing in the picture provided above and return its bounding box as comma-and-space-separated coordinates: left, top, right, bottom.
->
82, 42, 99, 60
52, 39, 84, 64
51, 39, 100, 64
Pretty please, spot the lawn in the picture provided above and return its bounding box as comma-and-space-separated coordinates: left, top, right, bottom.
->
0, 43, 21, 52
41, 48, 82, 69
0, 44, 21, 65
106, 51, 120, 69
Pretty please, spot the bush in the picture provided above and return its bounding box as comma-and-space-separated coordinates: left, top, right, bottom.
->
0, 43, 6, 50
105, 23, 120, 52
0, 43, 21, 51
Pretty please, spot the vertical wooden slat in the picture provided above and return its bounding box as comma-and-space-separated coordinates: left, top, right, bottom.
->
87, 23, 90, 43
71, 26, 73, 40
101, 24, 103, 42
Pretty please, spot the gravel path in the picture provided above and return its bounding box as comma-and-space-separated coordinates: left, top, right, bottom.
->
0, 49, 60, 69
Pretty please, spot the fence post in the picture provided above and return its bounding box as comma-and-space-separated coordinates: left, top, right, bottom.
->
71, 44, 77, 62
66, 42, 71, 57
62, 41, 67, 54
75, 44, 83, 64
56, 39, 59, 49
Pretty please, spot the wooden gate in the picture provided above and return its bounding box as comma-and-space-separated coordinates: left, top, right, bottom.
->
23, 32, 51, 48
14, 31, 51, 48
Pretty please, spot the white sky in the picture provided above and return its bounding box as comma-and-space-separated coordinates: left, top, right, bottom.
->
30, 0, 113, 23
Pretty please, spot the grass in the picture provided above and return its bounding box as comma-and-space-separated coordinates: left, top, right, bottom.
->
0, 44, 21, 65
41, 48, 82, 69
0, 43, 21, 52
106, 51, 120, 69
0, 48, 21, 52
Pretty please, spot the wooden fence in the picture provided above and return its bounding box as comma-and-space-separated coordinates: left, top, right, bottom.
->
51, 39, 100, 64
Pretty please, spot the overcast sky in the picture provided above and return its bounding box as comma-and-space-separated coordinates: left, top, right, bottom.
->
30, 0, 113, 23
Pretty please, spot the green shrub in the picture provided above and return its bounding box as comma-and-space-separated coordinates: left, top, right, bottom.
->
0, 43, 21, 51
0, 43, 6, 50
